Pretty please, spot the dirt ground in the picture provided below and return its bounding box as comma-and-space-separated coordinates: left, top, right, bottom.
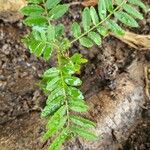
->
0, 0, 150, 150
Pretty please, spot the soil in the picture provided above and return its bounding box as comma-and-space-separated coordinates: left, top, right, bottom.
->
0, 0, 150, 150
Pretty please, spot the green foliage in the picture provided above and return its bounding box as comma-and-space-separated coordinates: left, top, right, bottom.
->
71, 0, 147, 47
21, 0, 147, 149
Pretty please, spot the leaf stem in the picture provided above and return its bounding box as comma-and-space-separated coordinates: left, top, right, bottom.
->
70, 0, 127, 44
57, 47, 70, 128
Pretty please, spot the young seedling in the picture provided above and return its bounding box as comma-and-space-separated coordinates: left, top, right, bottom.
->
20, 0, 147, 149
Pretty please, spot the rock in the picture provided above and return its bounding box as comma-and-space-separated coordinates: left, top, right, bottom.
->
0, 0, 26, 22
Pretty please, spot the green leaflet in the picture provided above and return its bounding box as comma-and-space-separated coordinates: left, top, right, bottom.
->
65, 76, 82, 86
70, 115, 95, 128
71, 22, 81, 38
98, 0, 107, 20
82, 7, 91, 31
90, 7, 99, 25
28, 0, 43, 4
43, 46, 53, 61
128, 0, 147, 12
88, 32, 102, 45
79, 37, 93, 48
69, 100, 89, 112
24, 15, 47, 26
45, 0, 61, 9
46, 76, 60, 91
68, 87, 84, 100
123, 4, 143, 20
46, 95, 64, 106
114, 11, 139, 27
47, 24, 55, 41
44, 116, 67, 140
71, 126, 98, 140
105, 0, 113, 12
107, 20, 125, 36
43, 106, 67, 140
49, 4, 69, 20
48, 128, 69, 150
20, 5, 44, 16
55, 24, 65, 37
97, 26, 109, 37
43, 68, 60, 78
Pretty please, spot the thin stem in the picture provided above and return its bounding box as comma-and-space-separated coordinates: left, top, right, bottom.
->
70, 0, 127, 44
57, 48, 70, 127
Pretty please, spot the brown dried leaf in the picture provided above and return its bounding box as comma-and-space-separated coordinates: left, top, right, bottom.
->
82, 0, 98, 7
